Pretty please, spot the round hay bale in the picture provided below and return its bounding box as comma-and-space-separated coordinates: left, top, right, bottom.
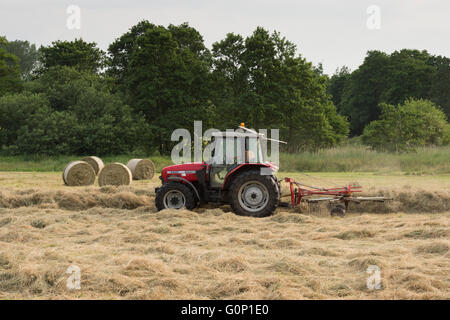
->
126, 159, 155, 180
81, 156, 104, 175
98, 163, 132, 187
63, 161, 96, 186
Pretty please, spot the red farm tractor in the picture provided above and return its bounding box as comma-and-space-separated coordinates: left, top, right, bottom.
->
155, 124, 391, 217
155, 124, 282, 217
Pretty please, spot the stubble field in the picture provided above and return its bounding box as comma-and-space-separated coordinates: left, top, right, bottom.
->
0, 171, 448, 299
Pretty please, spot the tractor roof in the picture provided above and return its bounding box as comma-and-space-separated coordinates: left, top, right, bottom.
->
211, 125, 287, 145
211, 131, 261, 138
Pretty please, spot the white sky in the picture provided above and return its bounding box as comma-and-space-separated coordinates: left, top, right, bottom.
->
1, 0, 449, 75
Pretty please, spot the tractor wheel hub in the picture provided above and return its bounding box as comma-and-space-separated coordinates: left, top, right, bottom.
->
238, 181, 269, 212
163, 190, 186, 209
245, 186, 263, 204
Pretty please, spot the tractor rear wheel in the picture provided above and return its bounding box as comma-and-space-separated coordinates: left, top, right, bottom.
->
229, 170, 279, 217
155, 182, 197, 211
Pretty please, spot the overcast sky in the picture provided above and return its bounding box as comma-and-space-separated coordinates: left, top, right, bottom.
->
1, 0, 449, 74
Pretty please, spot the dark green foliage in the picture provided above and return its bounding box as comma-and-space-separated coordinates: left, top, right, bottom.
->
362, 99, 449, 151
0, 92, 49, 147
0, 66, 148, 156
3, 22, 450, 157
0, 37, 22, 96
211, 28, 348, 151
339, 51, 392, 135
108, 22, 348, 153
327, 66, 351, 112
0, 40, 38, 79
25, 66, 109, 111
108, 21, 214, 153
334, 50, 450, 135
15, 107, 79, 155
429, 55, 450, 119
38, 38, 105, 74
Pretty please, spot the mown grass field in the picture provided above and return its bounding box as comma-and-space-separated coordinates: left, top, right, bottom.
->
0, 171, 448, 299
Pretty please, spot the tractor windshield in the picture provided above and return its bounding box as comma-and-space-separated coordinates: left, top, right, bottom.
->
210, 135, 264, 165
246, 136, 264, 163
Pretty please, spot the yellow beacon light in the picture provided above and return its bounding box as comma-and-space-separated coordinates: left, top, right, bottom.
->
240, 122, 245, 127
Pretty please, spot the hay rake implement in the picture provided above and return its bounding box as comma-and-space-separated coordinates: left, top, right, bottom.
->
282, 177, 392, 216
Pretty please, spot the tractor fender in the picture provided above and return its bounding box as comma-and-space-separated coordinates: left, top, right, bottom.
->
222, 163, 274, 190
167, 176, 201, 201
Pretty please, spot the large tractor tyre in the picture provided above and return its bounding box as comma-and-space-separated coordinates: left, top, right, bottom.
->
155, 182, 197, 211
228, 170, 279, 217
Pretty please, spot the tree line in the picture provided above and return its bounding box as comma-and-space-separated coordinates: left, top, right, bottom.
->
0, 21, 449, 156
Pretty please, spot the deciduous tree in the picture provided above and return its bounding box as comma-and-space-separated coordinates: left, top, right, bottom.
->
0, 37, 22, 96
1, 39, 38, 79
38, 39, 105, 74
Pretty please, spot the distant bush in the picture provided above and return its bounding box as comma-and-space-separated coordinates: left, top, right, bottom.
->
0, 92, 49, 147
362, 99, 449, 152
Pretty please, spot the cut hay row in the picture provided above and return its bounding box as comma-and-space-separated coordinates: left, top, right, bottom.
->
127, 159, 155, 180
0, 187, 153, 211
82, 156, 104, 175
0, 185, 449, 213
98, 163, 133, 187
62, 161, 96, 186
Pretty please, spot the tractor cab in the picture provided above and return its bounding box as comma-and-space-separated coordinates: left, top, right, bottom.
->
208, 130, 265, 188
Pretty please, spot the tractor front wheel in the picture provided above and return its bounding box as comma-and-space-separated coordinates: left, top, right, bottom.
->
155, 182, 197, 211
229, 170, 279, 217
